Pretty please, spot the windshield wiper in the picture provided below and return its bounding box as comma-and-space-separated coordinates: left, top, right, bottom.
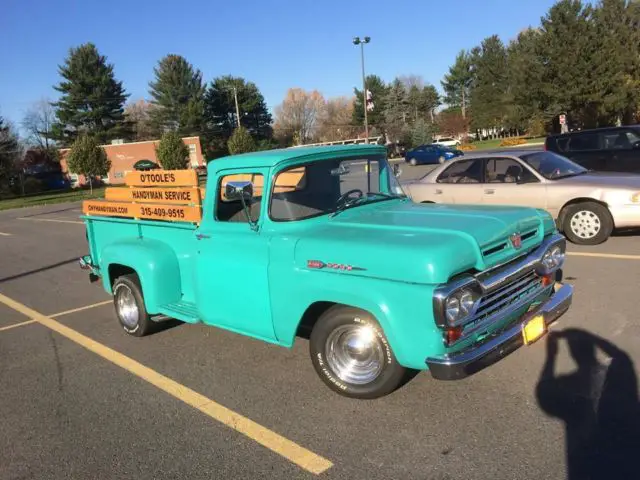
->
330, 192, 405, 218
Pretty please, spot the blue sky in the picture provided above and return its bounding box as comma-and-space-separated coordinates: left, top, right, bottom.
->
0, 0, 558, 131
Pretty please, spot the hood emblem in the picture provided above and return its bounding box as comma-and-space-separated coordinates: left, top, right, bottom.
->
510, 233, 522, 249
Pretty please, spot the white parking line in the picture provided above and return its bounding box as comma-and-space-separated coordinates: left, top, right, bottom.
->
0, 232, 11, 236
18, 217, 83, 225
567, 252, 640, 260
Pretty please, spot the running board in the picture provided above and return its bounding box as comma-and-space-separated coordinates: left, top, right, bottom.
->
158, 301, 200, 323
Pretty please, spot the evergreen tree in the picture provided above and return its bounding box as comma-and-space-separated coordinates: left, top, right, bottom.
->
538, 0, 597, 128
469, 36, 509, 133
591, 0, 640, 125
441, 50, 474, 118
204, 76, 272, 143
51, 43, 130, 146
0, 116, 21, 176
410, 118, 434, 148
383, 78, 409, 140
148, 55, 205, 136
227, 126, 256, 154
155, 131, 189, 170
420, 85, 441, 123
66, 134, 110, 193
352, 75, 388, 130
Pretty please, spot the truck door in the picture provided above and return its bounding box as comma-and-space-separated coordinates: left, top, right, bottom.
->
193, 167, 276, 341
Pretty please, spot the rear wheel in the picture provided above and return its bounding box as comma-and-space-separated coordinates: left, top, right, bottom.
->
409, 158, 417, 166
438, 156, 446, 164
309, 305, 407, 399
561, 202, 613, 245
112, 273, 154, 337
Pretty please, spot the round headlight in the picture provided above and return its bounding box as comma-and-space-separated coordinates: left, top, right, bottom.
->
459, 290, 477, 314
445, 296, 460, 323
550, 245, 564, 265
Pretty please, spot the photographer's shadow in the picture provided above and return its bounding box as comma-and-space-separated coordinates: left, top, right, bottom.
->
536, 328, 639, 480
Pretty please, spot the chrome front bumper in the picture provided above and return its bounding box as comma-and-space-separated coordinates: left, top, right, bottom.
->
426, 282, 573, 380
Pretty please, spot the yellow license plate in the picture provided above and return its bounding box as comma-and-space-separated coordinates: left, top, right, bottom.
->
522, 315, 546, 345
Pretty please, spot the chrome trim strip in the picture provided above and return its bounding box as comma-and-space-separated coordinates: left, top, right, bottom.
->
426, 283, 573, 380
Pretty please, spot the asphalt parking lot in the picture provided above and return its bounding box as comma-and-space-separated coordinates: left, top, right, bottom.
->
1, 193, 639, 479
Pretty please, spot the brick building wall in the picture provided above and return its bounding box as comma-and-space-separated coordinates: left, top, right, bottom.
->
59, 136, 205, 186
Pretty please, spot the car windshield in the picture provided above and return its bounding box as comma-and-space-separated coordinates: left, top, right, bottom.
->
269, 155, 407, 221
519, 151, 588, 180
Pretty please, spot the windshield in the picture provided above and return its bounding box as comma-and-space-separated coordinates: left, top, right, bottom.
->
519, 151, 587, 180
269, 155, 407, 221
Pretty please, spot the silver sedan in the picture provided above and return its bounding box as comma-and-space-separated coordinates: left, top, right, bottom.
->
400, 150, 640, 245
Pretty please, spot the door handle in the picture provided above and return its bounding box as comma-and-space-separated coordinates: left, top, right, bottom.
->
195, 233, 211, 240
435, 189, 443, 195
484, 189, 495, 194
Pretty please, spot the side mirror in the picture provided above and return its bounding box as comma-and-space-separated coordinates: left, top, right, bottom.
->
225, 181, 253, 201
392, 163, 402, 177
632, 141, 640, 150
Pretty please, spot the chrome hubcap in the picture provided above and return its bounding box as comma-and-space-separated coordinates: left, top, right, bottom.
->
325, 324, 384, 385
115, 284, 139, 328
570, 210, 601, 239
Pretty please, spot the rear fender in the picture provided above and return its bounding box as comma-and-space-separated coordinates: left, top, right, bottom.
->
100, 238, 181, 314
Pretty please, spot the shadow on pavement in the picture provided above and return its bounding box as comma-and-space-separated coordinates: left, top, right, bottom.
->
15, 206, 80, 218
536, 328, 639, 480
0, 258, 79, 284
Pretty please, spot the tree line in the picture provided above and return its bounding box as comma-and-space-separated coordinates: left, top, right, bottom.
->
441, 0, 640, 137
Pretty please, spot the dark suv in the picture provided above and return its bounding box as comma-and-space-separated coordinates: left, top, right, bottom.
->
545, 125, 640, 173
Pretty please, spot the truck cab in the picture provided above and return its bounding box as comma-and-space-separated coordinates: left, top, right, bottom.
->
81, 145, 573, 399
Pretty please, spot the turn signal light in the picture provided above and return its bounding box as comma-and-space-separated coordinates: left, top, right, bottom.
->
445, 326, 463, 346
541, 274, 554, 287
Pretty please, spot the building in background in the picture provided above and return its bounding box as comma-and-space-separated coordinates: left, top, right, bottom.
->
59, 136, 205, 186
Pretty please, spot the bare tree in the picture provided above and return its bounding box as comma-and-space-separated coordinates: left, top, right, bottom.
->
124, 99, 156, 141
316, 96, 358, 142
273, 88, 325, 144
398, 74, 425, 90
21, 99, 56, 149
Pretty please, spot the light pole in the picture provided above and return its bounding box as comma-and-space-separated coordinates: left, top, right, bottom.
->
353, 36, 370, 144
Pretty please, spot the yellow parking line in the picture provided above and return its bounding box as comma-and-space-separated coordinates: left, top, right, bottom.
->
0, 292, 333, 475
18, 217, 83, 225
50, 300, 112, 318
0, 319, 37, 332
567, 252, 640, 260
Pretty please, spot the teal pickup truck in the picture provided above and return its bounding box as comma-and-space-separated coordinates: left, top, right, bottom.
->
80, 144, 573, 399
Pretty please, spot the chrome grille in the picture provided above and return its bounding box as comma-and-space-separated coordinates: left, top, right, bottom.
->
463, 269, 545, 335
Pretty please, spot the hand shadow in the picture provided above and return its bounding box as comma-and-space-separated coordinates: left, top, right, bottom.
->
535, 328, 640, 480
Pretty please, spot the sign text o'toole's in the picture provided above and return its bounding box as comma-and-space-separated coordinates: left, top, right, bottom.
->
125, 169, 198, 187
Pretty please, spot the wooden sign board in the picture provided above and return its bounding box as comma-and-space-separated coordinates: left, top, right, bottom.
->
83, 200, 202, 223
125, 169, 198, 187
106, 187, 202, 205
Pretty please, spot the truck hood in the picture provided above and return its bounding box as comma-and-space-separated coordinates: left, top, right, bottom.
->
293, 200, 552, 285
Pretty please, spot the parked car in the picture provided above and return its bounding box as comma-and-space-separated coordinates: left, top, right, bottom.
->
545, 125, 640, 173
79, 144, 572, 399
401, 150, 640, 245
433, 137, 461, 148
405, 144, 464, 166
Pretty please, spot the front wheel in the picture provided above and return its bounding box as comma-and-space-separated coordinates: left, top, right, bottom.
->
561, 201, 613, 245
309, 306, 407, 399
112, 273, 155, 337
409, 158, 417, 166
438, 156, 446, 164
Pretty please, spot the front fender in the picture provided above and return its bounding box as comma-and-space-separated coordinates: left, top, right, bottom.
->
100, 238, 181, 314
274, 272, 444, 370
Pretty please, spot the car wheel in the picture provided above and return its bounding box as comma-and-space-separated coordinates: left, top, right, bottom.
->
438, 156, 446, 164
112, 273, 155, 337
309, 305, 408, 399
561, 202, 613, 245
409, 158, 417, 166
